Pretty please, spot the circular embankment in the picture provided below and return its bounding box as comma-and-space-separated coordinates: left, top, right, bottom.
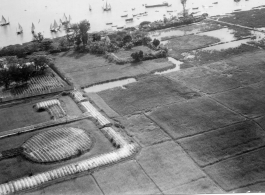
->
22, 127, 93, 163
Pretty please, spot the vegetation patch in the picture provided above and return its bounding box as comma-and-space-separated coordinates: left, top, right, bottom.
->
166, 35, 220, 59
178, 43, 259, 67
179, 121, 265, 167
98, 76, 200, 116
148, 97, 244, 139
219, 8, 265, 28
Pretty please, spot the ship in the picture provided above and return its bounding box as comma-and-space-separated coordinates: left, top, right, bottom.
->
145, 1, 169, 8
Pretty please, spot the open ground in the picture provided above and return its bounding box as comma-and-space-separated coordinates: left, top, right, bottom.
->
2, 8, 265, 194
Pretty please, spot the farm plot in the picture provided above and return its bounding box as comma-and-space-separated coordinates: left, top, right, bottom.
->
0, 95, 82, 133
149, 21, 224, 41
98, 76, 200, 116
0, 69, 68, 100
166, 35, 220, 59
0, 119, 114, 184
147, 97, 244, 139
114, 46, 152, 59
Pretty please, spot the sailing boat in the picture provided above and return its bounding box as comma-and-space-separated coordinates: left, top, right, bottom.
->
102, 1, 111, 11
61, 13, 69, 25
17, 23, 23, 34
0, 16, 10, 26
31, 23, 35, 33
50, 20, 60, 32
89, 4, 92, 11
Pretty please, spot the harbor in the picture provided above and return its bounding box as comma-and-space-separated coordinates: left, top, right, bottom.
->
1, 0, 265, 47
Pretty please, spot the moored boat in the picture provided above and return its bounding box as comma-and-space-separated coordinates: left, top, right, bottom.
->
125, 18, 133, 22
106, 22, 112, 25
89, 4, 92, 11
121, 14, 128, 17
145, 1, 169, 8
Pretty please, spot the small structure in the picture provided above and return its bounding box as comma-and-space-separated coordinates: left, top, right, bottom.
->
35, 99, 66, 119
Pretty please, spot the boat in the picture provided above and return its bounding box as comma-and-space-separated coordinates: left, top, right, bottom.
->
155, 10, 159, 12
0, 16, 10, 26
132, 8, 135, 11
31, 23, 35, 33
50, 20, 60, 32
103, 2, 111, 11
17, 23, 23, 34
117, 26, 124, 29
111, 25, 117, 27
106, 22, 112, 25
133, 14, 138, 17
121, 14, 128, 17
167, 10, 173, 12
89, 4, 92, 11
192, 7, 199, 9
60, 13, 69, 25
145, 1, 169, 8
125, 18, 133, 22
213, 2, 218, 4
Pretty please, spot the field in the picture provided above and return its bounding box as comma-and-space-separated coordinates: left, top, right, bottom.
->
219, 8, 265, 28
0, 94, 82, 133
98, 76, 200, 116
166, 34, 220, 59
149, 21, 224, 41
0, 119, 114, 184
115, 46, 152, 59
0, 68, 69, 100
53, 51, 174, 87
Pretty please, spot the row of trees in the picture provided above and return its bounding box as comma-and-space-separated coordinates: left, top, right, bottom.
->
0, 55, 52, 89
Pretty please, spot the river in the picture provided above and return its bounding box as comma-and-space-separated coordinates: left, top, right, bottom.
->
0, 0, 264, 48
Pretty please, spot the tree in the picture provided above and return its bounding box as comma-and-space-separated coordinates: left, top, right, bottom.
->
78, 20, 90, 45
33, 32, 44, 43
0, 68, 12, 89
123, 35, 132, 44
29, 55, 51, 74
153, 39, 160, 47
131, 50, 143, 62
181, 0, 188, 17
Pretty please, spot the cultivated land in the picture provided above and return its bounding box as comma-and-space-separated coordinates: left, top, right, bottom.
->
3, 9, 265, 194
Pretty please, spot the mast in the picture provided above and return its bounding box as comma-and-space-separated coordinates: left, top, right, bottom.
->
54, 20, 58, 29
31, 23, 35, 32
18, 23, 23, 31
2, 16, 6, 24
63, 13, 67, 22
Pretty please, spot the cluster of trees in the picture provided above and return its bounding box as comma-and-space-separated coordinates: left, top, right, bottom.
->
0, 55, 52, 89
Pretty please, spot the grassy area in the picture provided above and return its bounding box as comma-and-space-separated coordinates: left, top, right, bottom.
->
0, 119, 114, 184
166, 35, 220, 59
178, 43, 260, 67
54, 50, 173, 87
0, 101, 51, 132
0, 95, 82, 133
115, 46, 152, 59
98, 76, 200, 116
150, 21, 225, 41
219, 8, 265, 28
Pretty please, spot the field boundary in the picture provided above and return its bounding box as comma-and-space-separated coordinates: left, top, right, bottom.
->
0, 113, 92, 139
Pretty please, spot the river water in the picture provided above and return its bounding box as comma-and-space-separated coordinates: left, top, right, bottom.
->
0, 0, 264, 48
